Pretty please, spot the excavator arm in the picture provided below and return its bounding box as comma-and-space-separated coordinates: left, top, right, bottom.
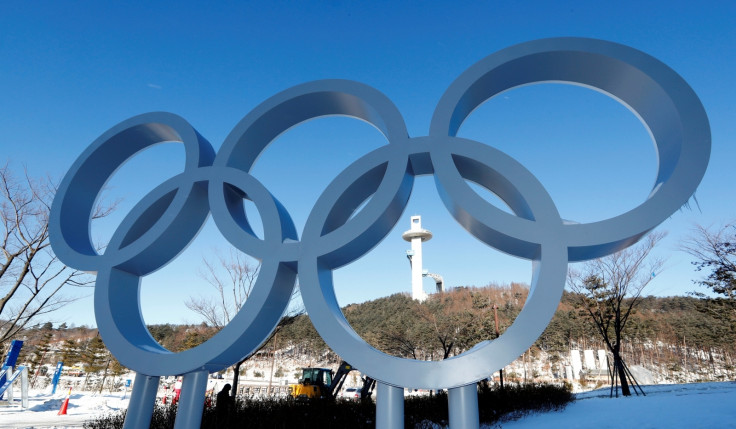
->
329, 361, 376, 400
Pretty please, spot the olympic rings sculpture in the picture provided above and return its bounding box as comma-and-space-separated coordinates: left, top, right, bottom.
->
50, 36, 709, 402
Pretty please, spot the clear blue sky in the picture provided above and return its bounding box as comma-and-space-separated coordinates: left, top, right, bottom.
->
1, 1, 734, 328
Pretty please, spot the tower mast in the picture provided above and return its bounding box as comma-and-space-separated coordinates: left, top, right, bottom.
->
402, 216, 433, 301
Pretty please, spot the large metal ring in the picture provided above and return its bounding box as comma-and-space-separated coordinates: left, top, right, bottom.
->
50, 38, 710, 388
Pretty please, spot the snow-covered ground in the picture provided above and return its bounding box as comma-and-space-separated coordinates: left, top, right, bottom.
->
499, 382, 736, 429
1, 381, 734, 428
0, 389, 129, 429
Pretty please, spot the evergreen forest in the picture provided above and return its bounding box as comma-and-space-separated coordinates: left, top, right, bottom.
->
6, 284, 735, 382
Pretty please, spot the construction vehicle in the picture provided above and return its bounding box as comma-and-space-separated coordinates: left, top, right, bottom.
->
289, 361, 375, 400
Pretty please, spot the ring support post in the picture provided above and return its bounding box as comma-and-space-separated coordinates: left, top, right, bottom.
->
123, 374, 159, 429
376, 382, 404, 428
174, 370, 210, 429
449, 384, 480, 429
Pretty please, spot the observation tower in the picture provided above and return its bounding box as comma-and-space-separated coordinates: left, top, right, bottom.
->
402, 216, 433, 301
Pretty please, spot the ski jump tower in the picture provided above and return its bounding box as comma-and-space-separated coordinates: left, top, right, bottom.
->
403, 215, 443, 301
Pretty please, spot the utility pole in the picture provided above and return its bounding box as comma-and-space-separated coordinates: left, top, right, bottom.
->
493, 304, 504, 388
683, 335, 687, 370
31, 350, 47, 388
267, 334, 278, 396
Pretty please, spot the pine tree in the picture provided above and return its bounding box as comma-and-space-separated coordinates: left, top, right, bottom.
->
60, 339, 80, 366
82, 336, 106, 374
78, 335, 105, 389
30, 329, 54, 386
105, 356, 127, 393
181, 330, 207, 351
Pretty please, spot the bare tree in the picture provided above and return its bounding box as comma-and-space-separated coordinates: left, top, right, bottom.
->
681, 221, 736, 301
186, 249, 260, 329
567, 231, 665, 397
681, 222, 736, 359
0, 164, 113, 349
185, 247, 302, 397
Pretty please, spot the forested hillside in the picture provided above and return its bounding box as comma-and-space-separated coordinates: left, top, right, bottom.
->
273, 284, 736, 370
6, 284, 734, 383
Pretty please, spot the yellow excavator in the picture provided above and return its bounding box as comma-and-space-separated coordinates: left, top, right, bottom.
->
289, 361, 375, 400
